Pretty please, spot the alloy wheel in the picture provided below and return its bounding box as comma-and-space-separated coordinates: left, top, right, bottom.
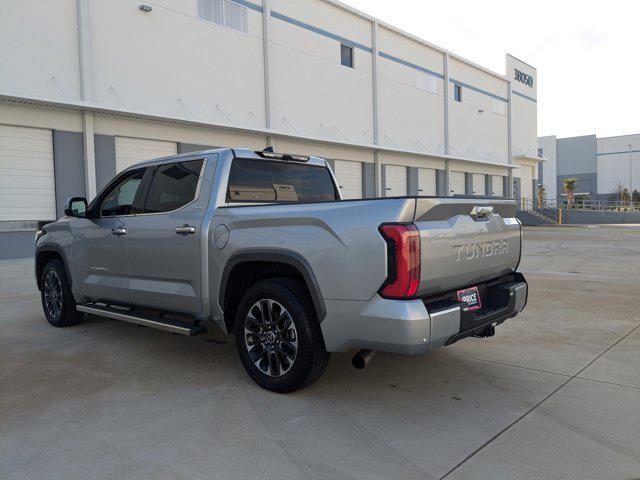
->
44, 270, 63, 320
244, 299, 298, 377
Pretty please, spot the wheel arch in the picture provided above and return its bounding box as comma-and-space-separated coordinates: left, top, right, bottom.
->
35, 245, 71, 291
219, 250, 326, 333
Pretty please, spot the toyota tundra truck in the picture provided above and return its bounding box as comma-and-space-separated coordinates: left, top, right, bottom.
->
35, 148, 527, 392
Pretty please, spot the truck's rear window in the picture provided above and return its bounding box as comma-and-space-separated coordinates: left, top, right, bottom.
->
226, 158, 338, 203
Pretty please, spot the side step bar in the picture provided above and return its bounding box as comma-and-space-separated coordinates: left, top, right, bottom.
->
76, 304, 207, 336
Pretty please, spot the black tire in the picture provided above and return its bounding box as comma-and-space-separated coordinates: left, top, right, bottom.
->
40, 259, 84, 327
235, 278, 330, 393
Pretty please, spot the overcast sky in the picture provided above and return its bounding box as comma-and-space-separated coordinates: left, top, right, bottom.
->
342, 0, 639, 139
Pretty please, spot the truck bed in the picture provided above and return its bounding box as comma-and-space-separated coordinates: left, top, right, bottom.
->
213, 196, 520, 303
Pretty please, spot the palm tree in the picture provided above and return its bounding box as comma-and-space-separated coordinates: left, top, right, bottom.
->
563, 178, 577, 208
537, 184, 546, 209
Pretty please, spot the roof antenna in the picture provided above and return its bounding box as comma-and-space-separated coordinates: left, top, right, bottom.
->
263, 146, 274, 153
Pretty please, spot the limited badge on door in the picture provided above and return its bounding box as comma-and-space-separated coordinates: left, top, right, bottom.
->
457, 286, 482, 311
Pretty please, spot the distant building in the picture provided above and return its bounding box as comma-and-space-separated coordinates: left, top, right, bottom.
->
538, 134, 639, 201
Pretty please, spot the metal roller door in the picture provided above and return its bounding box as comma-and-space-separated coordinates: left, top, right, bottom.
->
333, 160, 362, 199
115, 137, 177, 173
417, 168, 436, 196
385, 165, 407, 197
450, 171, 466, 195
472, 173, 485, 196
492, 175, 504, 196
0, 125, 55, 221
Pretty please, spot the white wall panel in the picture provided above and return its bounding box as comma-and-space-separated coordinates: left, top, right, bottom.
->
597, 154, 640, 194
379, 75, 445, 153
334, 160, 362, 199
449, 160, 507, 176
512, 95, 538, 158
0, 0, 81, 100
449, 98, 508, 164
0, 125, 56, 221
271, 0, 371, 49
95, 115, 264, 150
379, 152, 444, 170
90, 0, 266, 126
378, 26, 444, 77
115, 137, 177, 172
448, 58, 509, 164
519, 164, 533, 203
508, 54, 538, 159
378, 26, 444, 154
596, 135, 640, 193
538, 136, 557, 200
270, 9, 373, 144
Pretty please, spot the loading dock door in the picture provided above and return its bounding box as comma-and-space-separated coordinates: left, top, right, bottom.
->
450, 171, 465, 195
492, 175, 504, 196
0, 125, 55, 221
115, 137, 177, 173
417, 168, 436, 196
472, 174, 485, 196
333, 160, 363, 199
385, 165, 407, 197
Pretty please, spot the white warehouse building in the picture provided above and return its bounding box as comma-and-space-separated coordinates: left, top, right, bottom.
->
0, 0, 540, 258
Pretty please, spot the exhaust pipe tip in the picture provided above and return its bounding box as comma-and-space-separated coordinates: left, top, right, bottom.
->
352, 349, 375, 369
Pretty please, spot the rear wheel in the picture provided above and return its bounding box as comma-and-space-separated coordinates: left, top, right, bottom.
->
40, 259, 84, 327
235, 278, 329, 393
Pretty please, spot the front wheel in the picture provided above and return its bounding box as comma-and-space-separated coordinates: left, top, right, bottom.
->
40, 259, 84, 327
235, 278, 330, 393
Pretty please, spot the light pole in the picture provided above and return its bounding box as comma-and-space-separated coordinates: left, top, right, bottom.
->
630, 144, 634, 206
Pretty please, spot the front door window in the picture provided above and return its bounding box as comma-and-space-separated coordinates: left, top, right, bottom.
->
99, 169, 145, 217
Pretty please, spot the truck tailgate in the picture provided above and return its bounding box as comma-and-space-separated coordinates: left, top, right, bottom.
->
413, 198, 521, 297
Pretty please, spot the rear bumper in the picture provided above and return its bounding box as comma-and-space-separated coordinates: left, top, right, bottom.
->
429, 273, 528, 349
320, 273, 527, 354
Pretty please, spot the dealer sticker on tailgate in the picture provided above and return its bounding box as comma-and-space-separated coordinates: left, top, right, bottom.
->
457, 286, 482, 311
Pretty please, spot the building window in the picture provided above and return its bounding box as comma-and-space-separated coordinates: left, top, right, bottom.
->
417, 72, 438, 94
341, 44, 354, 68
454, 84, 462, 102
197, 0, 248, 33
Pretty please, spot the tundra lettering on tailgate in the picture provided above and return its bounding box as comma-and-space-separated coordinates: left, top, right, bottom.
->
453, 240, 509, 262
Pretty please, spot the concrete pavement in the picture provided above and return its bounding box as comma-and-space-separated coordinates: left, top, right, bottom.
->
1, 226, 639, 479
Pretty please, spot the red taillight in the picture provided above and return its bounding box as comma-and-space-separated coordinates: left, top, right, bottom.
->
378, 223, 421, 299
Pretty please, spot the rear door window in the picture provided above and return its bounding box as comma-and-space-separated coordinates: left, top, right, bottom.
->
143, 160, 204, 213
227, 159, 338, 203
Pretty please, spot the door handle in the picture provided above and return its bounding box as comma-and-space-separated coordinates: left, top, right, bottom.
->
111, 227, 127, 236
175, 225, 196, 235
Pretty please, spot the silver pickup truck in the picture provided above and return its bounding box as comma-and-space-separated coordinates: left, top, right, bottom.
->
35, 148, 527, 392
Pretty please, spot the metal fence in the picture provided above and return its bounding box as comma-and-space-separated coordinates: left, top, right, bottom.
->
519, 198, 640, 213
518, 198, 559, 222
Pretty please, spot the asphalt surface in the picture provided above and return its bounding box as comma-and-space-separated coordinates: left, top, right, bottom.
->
1, 225, 639, 479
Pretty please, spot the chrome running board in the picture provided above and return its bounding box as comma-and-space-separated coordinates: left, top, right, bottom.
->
76, 304, 207, 336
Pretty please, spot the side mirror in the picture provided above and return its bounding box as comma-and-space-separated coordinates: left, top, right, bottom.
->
64, 197, 88, 218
